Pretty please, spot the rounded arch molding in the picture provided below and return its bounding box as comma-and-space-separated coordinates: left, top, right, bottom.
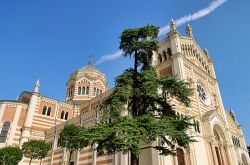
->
213, 124, 227, 143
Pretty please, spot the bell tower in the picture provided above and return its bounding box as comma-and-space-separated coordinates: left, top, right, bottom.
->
153, 20, 226, 119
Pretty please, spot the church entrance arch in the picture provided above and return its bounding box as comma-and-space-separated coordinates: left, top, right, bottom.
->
241, 153, 248, 165
210, 124, 229, 165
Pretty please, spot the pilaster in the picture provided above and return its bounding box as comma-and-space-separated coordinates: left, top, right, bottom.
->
172, 53, 186, 80
8, 105, 22, 145
0, 104, 6, 122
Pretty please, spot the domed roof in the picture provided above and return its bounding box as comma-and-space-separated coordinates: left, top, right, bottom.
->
78, 60, 102, 74
67, 59, 108, 86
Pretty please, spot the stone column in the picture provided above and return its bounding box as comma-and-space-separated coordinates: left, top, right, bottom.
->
210, 142, 219, 165
223, 146, 231, 165
92, 142, 98, 165
62, 147, 67, 165
173, 155, 177, 165
185, 148, 192, 165
20, 81, 40, 147
218, 145, 227, 165
116, 152, 129, 165
75, 150, 80, 165
220, 146, 230, 165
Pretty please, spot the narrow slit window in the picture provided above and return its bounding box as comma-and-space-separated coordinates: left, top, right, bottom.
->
65, 112, 69, 120
47, 107, 51, 116
86, 86, 89, 95
0, 121, 10, 143
82, 86, 86, 95
78, 87, 81, 95
60, 111, 65, 119
42, 106, 47, 115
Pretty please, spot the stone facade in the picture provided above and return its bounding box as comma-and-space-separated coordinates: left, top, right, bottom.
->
0, 20, 249, 165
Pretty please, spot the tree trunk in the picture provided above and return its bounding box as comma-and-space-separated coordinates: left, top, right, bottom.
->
132, 51, 139, 117
67, 151, 73, 165
29, 158, 32, 165
131, 152, 139, 165
134, 51, 138, 73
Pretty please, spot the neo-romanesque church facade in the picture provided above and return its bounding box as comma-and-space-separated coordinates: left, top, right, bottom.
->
0, 20, 249, 165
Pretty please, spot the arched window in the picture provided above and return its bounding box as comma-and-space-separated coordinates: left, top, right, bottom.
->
167, 48, 172, 56
158, 53, 162, 64
86, 86, 89, 95
78, 87, 81, 95
65, 112, 69, 120
68, 88, 72, 97
193, 120, 200, 133
47, 107, 51, 116
94, 88, 96, 96
60, 111, 65, 119
42, 106, 47, 115
97, 89, 99, 95
0, 121, 10, 143
82, 86, 86, 95
162, 50, 167, 60
100, 90, 102, 94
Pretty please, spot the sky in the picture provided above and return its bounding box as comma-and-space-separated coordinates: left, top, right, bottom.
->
0, 0, 250, 145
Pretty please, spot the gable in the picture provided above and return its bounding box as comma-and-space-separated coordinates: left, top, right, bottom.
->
180, 37, 211, 75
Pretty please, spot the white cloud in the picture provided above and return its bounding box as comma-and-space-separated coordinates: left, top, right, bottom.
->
159, 0, 228, 36
95, 50, 124, 65
96, 0, 228, 65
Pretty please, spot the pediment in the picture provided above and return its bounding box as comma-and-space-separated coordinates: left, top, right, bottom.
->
202, 110, 226, 126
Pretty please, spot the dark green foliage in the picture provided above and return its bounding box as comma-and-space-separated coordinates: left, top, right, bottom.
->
22, 140, 51, 165
58, 124, 87, 165
161, 76, 193, 107
78, 25, 194, 165
0, 146, 23, 165
119, 25, 159, 70
84, 117, 142, 156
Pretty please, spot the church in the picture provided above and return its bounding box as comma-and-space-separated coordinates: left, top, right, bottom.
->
0, 20, 249, 165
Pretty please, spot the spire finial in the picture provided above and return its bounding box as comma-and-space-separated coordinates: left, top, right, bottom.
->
204, 48, 209, 55
88, 55, 93, 66
169, 19, 176, 31
203, 48, 211, 59
33, 80, 40, 93
185, 23, 193, 37
229, 108, 237, 121
229, 108, 235, 114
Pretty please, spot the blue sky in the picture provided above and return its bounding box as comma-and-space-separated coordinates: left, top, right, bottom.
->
1, 0, 250, 145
